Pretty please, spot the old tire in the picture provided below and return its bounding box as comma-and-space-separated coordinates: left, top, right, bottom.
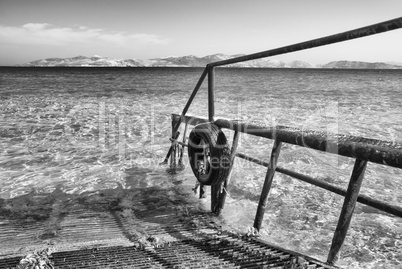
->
188, 123, 231, 185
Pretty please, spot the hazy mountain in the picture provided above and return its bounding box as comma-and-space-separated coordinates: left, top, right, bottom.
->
20, 55, 144, 67
18, 55, 401, 69
321, 60, 402, 69
136, 54, 316, 68
385, 61, 402, 66
19, 54, 314, 68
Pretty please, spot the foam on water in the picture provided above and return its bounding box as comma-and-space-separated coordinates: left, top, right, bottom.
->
0, 67, 401, 268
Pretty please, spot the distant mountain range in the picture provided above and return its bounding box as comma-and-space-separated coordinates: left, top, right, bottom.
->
18, 54, 402, 69
320, 60, 402, 69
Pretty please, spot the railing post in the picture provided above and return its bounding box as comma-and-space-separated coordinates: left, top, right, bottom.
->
212, 130, 241, 215
208, 66, 215, 122
168, 116, 179, 172
177, 122, 188, 168
208, 66, 217, 211
253, 139, 282, 231
162, 115, 180, 164
327, 158, 368, 265
211, 183, 220, 213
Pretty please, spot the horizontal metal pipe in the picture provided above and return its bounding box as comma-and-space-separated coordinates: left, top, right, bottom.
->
172, 114, 209, 126
207, 17, 402, 67
235, 152, 402, 218
173, 114, 402, 169
215, 118, 402, 169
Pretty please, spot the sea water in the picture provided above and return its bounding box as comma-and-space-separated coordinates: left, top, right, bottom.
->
0, 67, 401, 268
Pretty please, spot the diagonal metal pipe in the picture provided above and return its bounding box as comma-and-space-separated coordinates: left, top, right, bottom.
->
207, 17, 402, 67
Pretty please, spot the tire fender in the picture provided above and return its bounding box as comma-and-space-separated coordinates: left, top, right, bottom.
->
187, 123, 231, 185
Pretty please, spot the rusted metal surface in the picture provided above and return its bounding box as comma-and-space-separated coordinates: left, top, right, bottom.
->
229, 131, 241, 178
177, 122, 188, 166
213, 130, 241, 215
214, 118, 402, 169
207, 17, 402, 67
199, 184, 206, 199
210, 183, 220, 214
253, 140, 283, 231
327, 159, 368, 265
0, 208, 338, 269
169, 117, 180, 172
223, 130, 241, 206
0, 239, 337, 269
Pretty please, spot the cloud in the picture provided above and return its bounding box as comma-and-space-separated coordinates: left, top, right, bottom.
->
0, 23, 170, 48
22, 23, 51, 31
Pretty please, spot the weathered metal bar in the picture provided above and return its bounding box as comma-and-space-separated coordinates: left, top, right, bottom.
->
211, 183, 220, 214
162, 127, 181, 164
170, 124, 177, 172
214, 118, 402, 169
236, 151, 347, 194
214, 130, 241, 215
171, 68, 208, 138
208, 67, 215, 122
277, 166, 402, 218
207, 17, 402, 67
228, 130, 241, 184
178, 123, 189, 166
174, 114, 402, 168
172, 114, 209, 126
235, 152, 402, 218
199, 184, 206, 199
253, 139, 282, 231
327, 159, 368, 265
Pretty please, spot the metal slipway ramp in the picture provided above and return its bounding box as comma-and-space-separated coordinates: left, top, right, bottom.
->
1, 17, 402, 269
0, 205, 335, 269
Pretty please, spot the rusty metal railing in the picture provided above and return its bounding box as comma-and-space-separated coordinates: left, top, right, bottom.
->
165, 17, 402, 266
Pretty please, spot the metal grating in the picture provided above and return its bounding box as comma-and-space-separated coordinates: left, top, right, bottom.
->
0, 189, 337, 269
0, 237, 335, 269
0, 209, 336, 269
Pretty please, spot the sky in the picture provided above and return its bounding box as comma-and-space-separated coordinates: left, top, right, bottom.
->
0, 0, 401, 66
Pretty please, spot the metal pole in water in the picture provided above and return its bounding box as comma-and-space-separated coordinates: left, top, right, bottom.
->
169, 118, 178, 172
213, 130, 241, 215
253, 139, 282, 231
327, 158, 368, 265
208, 67, 215, 122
